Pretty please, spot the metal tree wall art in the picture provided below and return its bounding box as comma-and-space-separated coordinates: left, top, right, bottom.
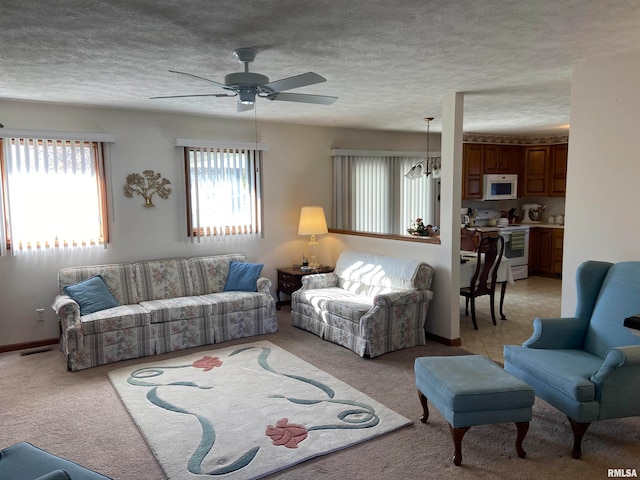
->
123, 170, 172, 207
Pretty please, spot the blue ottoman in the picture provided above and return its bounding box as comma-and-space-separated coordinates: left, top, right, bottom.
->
415, 355, 535, 466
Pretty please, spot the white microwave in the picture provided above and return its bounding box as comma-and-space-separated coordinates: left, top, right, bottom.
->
483, 174, 518, 200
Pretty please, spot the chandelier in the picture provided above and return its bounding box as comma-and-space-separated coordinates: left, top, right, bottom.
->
405, 117, 442, 179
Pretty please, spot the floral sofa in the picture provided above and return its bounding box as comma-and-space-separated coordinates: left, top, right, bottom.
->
52, 254, 278, 371
291, 250, 434, 358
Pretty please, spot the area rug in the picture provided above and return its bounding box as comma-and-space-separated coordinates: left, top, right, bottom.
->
108, 340, 412, 480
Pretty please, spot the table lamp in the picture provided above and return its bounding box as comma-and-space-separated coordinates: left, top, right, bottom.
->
297, 206, 328, 268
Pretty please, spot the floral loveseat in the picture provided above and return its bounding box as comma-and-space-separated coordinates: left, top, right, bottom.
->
52, 254, 277, 371
291, 250, 434, 358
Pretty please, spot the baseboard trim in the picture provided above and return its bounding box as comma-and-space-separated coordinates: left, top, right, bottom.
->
0, 338, 59, 354
427, 332, 462, 347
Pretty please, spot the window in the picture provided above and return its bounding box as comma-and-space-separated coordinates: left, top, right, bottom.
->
183, 144, 263, 241
332, 150, 440, 236
0, 136, 110, 255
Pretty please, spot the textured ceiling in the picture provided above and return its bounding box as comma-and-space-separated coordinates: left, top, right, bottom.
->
1, 0, 640, 134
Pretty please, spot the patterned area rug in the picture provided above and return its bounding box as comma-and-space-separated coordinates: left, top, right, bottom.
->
108, 340, 411, 480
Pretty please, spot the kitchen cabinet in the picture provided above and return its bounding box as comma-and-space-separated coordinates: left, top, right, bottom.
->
549, 144, 568, 197
523, 146, 551, 196
462, 143, 484, 199
523, 144, 568, 197
462, 143, 522, 199
484, 144, 520, 174
552, 228, 564, 274
480, 144, 500, 173
463, 142, 566, 199
529, 227, 563, 277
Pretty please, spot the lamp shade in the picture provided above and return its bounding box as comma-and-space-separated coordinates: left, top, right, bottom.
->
298, 206, 328, 235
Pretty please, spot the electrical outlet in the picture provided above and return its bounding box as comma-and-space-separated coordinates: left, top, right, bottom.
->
36, 308, 45, 322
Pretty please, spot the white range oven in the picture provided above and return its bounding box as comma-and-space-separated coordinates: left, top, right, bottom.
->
497, 225, 530, 280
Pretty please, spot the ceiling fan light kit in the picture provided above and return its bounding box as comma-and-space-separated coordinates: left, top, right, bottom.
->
152, 48, 337, 112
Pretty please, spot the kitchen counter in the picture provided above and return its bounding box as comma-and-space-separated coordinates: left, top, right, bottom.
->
520, 223, 564, 229
469, 226, 500, 233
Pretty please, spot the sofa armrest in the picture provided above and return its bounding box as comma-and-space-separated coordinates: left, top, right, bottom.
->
257, 277, 272, 295
52, 294, 79, 316
523, 317, 589, 349
301, 272, 339, 289
51, 295, 84, 350
374, 289, 433, 306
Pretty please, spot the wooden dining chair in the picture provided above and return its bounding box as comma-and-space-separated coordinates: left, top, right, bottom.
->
460, 235, 505, 330
460, 227, 481, 252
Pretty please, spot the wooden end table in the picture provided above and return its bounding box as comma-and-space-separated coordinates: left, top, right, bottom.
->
276, 266, 334, 309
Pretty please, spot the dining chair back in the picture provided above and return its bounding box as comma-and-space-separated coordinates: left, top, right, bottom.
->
460, 227, 481, 252
460, 235, 505, 329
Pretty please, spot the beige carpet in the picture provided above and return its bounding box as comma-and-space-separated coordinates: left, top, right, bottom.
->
1, 309, 639, 480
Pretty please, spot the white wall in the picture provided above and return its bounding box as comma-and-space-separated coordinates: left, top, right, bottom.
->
562, 51, 640, 314
0, 100, 453, 346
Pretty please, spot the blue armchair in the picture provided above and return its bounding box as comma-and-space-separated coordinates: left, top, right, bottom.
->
0, 442, 111, 479
504, 260, 640, 459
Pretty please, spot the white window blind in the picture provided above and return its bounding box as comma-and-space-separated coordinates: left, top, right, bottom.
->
333, 152, 438, 235
184, 146, 262, 242
0, 137, 109, 255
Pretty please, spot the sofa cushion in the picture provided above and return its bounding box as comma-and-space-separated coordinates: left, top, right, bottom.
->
224, 261, 264, 292
189, 254, 246, 295
295, 288, 372, 322
503, 346, 602, 402
140, 296, 210, 324
58, 263, 140, 305
334, 250, 429, 298
63, 275, 120, 316
134, 258, 193, 301
199, 291, 271, 315
79, 304, 151, 335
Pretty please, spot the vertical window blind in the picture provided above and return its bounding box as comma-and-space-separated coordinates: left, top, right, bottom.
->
0, 137, 109, 255
333, 152, 438, 235
184, 146, 262, 242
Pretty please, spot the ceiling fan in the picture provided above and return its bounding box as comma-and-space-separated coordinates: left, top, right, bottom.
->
151, 48, 338, 112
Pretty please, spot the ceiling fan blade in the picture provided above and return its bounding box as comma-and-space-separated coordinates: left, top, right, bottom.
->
263, 72, 326, 93
268, 92, 338, 105
237, 100, 254, 112
168, 70, 233, 91
149, 93, 237, 99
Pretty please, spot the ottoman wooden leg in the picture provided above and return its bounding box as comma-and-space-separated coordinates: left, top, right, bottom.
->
418, 391, 429, 423
449, 425, 470, 466
515, 421, 529, 458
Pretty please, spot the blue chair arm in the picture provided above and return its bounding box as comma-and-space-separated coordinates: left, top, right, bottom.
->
36, 471, 72, 480
592, 345, 640, 382
374, 289, 433, 306
523, 317, 589, 349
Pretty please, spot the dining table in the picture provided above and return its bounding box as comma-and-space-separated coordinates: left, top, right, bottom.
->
460, 251, 514, 320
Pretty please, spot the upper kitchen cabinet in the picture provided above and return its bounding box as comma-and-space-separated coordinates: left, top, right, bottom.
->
523, 144, 568, 197
463, 143, 523, 199
549, 144, 568, 197
523, 145, 551, 196
462, 143, 484, 199
484, 144, 521, 174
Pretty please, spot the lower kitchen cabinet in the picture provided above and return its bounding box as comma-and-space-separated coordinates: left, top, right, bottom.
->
529, 227, 564, 277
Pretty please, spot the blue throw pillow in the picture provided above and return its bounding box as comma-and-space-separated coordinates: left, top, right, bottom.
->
224, 261, 264, 292
63, 275, 120, 315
